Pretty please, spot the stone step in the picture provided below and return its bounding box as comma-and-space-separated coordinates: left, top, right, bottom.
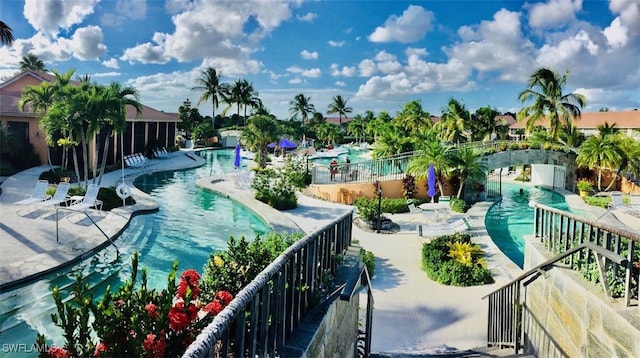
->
368, 346, 535, 358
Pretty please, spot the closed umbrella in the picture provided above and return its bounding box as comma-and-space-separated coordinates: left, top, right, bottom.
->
234, 143, 241, 169
428, 163, 436, 202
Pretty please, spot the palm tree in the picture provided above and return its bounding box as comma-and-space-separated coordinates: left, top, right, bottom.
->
517, 67, 586, 140
576, 132, 624, 192
471, 106, 500, 141
436, 98, 471, 143
327, 95, 352, 126
241, 115, 280, 168
450, 147, 488, 199
19, 82, 56, 169
392, 100, 431, 135
407, 128, 455, 196
346, 114, 365, 144
193, 67, 223, 128
96, 82, 142, 185
0, 20, 14, 46
315, 122, 342, 148
559, 121, 585, 150
240, 80, 261, 125
20, 54, 46, 71
289, 93, 315, 125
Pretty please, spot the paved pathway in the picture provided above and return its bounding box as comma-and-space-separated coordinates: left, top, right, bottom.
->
2, 155, 638, 354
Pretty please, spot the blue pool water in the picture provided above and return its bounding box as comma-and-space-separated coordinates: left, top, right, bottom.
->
485, 183, 575, 268
0, 149, 270, 353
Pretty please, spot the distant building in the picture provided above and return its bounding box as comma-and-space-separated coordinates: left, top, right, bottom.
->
0, 70, 180, 170
508, 110, 640, 139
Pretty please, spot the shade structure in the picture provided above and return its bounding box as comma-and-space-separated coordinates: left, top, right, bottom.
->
234, 143, 241, 169
267, 137, 297, 149
428, 163, 437, 199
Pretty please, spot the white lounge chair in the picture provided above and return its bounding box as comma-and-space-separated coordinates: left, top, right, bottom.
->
14, 180, 50, 206
38, 182, 71, 209
419, 219, 468, 237
66, 184, 103, 212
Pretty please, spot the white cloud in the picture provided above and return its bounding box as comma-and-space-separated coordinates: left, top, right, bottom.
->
121, 42, 169, 64
286, 66, 320, 78
300, 50, 318, 60
526, 0, 582, 29
368, 5, 435, 43
288, 77, 303, 84
102, 0, 147, 27
330, 64, 356, 77
536, 30, 599, 68
92, 71, 122, 77
609, 0, 640, 36
335, 81, 346, 87
603, 17, 628, 48
64, 26, 107, 60
358, 59, 377, 77
328, 40, 345, 47
23, 0, 100, 36
102, 58, 120, 69
297, 12, 317, 22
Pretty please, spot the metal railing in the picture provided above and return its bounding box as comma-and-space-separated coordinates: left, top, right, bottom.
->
484, 204, 640, 355
183, 210, 367, 358
55, 207, 119, 258
310, 140, 540, 185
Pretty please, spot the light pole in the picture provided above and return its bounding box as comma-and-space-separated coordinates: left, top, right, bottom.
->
376, 184, 383, 233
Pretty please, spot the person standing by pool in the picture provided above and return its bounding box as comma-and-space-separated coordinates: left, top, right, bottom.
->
342, 157, 351, 181
329, 159, 338, 181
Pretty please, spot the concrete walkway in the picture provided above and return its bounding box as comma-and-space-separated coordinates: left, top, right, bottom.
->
1, 155, 638, 354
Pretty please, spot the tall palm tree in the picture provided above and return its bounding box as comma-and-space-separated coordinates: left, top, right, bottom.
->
19, 54, 46, 71
315, 122, 342, 147
407, 128, 455, 196
289, 93, 315, 125
471, 106, 500, 141
436, 98, 471, 144
96, 82, 142, 185
0, 20, 14, 46
392, 100, 431, 135
327, 95, 352, 125
19, 82, 56, 169
346, 114, 365, 144
193, 67, 223, 128
576, 132, 624, 192
450, 147, 488, 199
517, 67, 586, 140
241, 115, 280, 168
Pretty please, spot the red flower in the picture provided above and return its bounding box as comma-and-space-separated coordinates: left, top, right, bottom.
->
168, 305, 190, 331
143, 333, 166, 358
93, 342, 107, 357
180, 269, 200, 285
48, 346, 71, 358
215, 291, 233, 306
176, 279, 201, 299
204, 300, 224, 315
145, 303, 159, 318
186, 302, 199, 321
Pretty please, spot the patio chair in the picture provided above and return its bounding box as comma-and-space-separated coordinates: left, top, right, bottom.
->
14, 180, 50, 206
38, 182, 71, 209
66, 184, 103, 212
419, 219, 468, 237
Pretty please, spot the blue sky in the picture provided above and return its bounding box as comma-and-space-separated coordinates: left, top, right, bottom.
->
1, 0, 639, 120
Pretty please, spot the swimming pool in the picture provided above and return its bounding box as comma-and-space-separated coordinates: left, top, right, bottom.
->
0, 149, 270, 354
485, 182, 575, 268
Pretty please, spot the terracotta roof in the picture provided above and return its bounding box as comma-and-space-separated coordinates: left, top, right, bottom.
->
509, 110, 640, 129
0, 70, 179, 122
325, 116, 353, 124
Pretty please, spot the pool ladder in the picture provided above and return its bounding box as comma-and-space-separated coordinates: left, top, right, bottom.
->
54, 207, 120, 259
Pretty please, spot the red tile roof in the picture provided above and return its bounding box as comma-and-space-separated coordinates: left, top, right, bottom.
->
509, 110, 640, 129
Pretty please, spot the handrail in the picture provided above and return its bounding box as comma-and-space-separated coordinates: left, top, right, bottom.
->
183, 210, 355, 358
55, 207, 119, 259
484, 203, 640, 355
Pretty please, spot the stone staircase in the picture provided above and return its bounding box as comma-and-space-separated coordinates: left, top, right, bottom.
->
369, 346, 535, 357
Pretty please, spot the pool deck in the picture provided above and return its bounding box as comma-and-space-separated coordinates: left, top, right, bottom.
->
1, 154, 639, 355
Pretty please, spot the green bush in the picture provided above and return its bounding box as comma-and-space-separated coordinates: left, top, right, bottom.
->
353, 196, 420, 220
449, 197, 467, 213
360, 248, 376, 278
353, 196, 379, 222
252, 167, 298, 210
421, 233, 493, 286
508, 143, 520, 150
583, 196, 611, 208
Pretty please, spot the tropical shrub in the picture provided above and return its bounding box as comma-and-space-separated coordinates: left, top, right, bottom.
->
200, 232, 300, 299
582, 195, 611, 208
353, 196, 379, 222
401, 174, 417, 199
360, 248, 376, 278
36, 252, 232, 358
576, 178, 593, 192
509, 143, 520, 150
449, 197, 467, 213
421, 233, 493, 286
252, 167, 297, 210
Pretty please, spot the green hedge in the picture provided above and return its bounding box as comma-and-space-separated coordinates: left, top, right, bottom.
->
421, 233, 494, 286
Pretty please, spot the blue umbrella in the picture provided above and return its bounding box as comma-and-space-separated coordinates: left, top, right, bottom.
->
428, 163, 436, 201
234, 143, 241, 169
267, 137, 298, 149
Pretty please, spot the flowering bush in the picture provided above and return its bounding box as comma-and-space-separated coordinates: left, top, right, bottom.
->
37, 251, 233, 358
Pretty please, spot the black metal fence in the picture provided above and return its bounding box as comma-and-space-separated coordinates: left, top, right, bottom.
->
182, 210, 368, 357
484, 204, 640, 355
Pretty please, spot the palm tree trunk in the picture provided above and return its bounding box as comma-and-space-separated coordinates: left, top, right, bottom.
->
604, 168, 621, 192
597, 168, 603, 192
80, 128, 89, 188
72, 145, 81, 187
97, 134, 111, 186
92, 132, 100, 184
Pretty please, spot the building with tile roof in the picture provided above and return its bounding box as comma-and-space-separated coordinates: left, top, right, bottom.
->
0, 70, 180, 172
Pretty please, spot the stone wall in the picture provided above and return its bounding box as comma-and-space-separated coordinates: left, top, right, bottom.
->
523, 237, 640, 357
